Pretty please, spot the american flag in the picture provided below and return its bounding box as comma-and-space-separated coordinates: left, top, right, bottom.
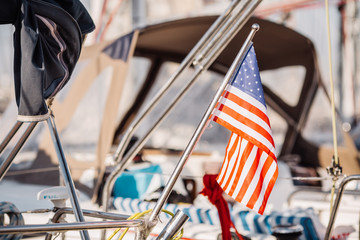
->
212, 45, 278, 215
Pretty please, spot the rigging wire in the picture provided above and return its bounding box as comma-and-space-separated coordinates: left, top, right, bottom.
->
94, 0, 109, 42
99, 0, 124, 42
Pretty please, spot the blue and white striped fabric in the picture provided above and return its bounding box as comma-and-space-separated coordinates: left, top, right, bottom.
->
113, 197, 319, 240
232, 210, 320, 240
113, 197, 220, 225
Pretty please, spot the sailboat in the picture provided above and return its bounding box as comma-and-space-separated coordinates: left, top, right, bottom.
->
0, 0, 359, 239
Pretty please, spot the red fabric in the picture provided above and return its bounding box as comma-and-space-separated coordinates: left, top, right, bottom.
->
200, 174, 243, 240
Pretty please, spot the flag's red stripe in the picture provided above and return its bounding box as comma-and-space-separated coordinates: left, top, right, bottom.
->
218, 134, 239, 186
216, 139, 231, 186
258, 166, 278, 214
218, 134, 238, 185
217, 133, 234, 186
216, 103, 274, 147
214, 117, 276, 160
212, 90, 228, 117
232, 146, 260, 202
222, 136, 242, 192
226, 140, 252, 196
244, 148, 262, 187
246, 154, 274, 209
210, 90, 227, 120
226, 91, 271, 127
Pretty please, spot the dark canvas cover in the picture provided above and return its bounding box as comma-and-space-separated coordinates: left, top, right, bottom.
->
7, 0, 95, 121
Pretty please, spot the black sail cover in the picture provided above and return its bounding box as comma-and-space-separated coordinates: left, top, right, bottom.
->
4, 0, 95, 121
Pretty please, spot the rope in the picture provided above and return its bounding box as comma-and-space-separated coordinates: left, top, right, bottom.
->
325, 0, 341, 212
99, 0, 124, 42
107, 209, 184, 240
325, 0, 339, 167
0, 201, 24, 240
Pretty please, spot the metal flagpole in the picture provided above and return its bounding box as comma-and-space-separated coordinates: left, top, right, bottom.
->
148, 23, 260, 224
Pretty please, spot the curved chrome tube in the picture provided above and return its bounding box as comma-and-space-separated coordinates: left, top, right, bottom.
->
325, 175, 360, 240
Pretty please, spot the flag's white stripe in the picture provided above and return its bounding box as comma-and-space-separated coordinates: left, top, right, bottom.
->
252, 160, 277, 211
218, 96, 272, 135
228, 142, 257, 198
241, 151, 268, 204
217, 134, 237, 183
223, 137, 246, 193
214, 109, 276, 155
226, 85, 267, 115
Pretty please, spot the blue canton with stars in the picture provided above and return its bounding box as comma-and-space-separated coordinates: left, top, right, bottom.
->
230, 45, 266, 107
